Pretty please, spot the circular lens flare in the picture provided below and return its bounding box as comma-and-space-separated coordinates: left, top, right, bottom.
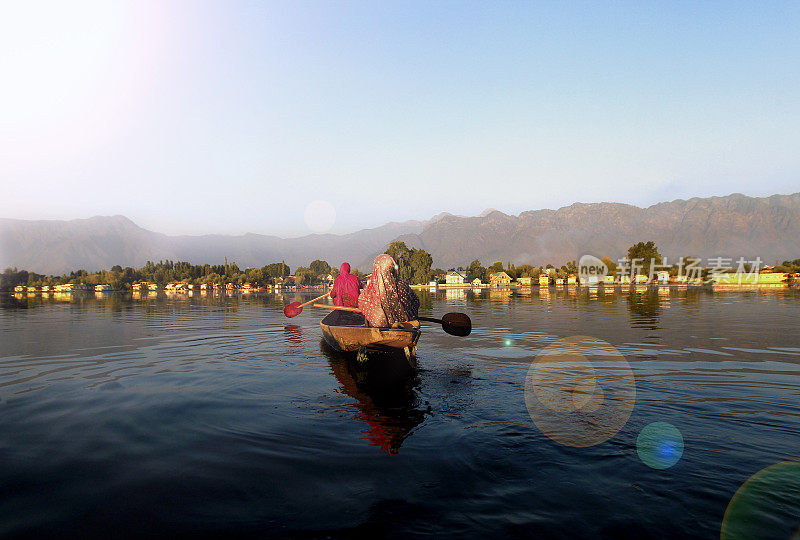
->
304, 200, 336, 233
722, 460, 800, 540
636, 422, 684, 469
524, 335, 635, 447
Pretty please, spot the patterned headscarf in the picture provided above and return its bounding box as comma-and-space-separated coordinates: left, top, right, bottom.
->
358, 254, 420, 327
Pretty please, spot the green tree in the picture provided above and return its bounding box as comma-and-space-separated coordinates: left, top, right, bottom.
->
600, 256, 617, 277
516, 264, 535, 277
246, 267, 265, 284
309, 260, 331, 276
431, 268, 446, 284
627, 241, 662, 277
385, 241, 412, 266
487, 262, 504, 277
408, 248, 433, 284
384, 241, 434, 284
1, 267, 29, 291
467, 259, 486, 282
294, 267, 314, 286
385, 241, 413, 281
263, 262, 290, 280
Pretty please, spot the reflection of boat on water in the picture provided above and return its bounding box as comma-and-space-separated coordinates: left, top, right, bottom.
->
321, 340, 426, 454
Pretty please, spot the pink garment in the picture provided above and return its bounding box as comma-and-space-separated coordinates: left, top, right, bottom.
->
358, 254, 420, 327
331, 262, 361, 308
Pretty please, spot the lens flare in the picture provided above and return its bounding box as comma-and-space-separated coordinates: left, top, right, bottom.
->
304, 200, 336, 233
524, 335, 635, 447
721, 460, 800, 540
636, 422, 684, 469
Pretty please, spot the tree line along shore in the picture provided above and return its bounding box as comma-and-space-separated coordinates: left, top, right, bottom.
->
3, 241, 800, 292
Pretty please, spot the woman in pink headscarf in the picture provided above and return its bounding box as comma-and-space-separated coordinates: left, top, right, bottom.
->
330, 262, 362, 308
358, 254, 420, 327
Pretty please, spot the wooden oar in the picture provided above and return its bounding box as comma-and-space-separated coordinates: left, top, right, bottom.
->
312, 304, 472, 337
283, 271, 369, 318
418, 312, 472, 337
283, 291, 330, 318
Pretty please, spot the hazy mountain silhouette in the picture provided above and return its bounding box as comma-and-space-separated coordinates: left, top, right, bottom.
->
396, 193, 800, 268
2, 192, 799, 274
0, 215, 434, 274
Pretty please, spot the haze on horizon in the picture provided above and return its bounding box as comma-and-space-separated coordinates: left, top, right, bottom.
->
1, 1, 798, 237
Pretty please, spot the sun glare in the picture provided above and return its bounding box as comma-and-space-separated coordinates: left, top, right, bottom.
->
0, 2, 165, 162
304, 200, 336, 233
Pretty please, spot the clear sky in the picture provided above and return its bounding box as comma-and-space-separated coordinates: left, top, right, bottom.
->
1, 1, 798, 236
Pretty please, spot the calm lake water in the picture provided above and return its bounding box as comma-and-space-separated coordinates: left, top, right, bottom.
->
1, 287, 799, 538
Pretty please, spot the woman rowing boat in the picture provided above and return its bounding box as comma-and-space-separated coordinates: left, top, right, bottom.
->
329, 262, 362, 308
358, 254, 420, 327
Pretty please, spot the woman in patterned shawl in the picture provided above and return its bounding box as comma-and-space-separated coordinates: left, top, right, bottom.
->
358, 254, 420, 327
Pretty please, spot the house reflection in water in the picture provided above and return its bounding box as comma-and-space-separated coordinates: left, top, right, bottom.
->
538, 287, 551, 302
445, 288, 467, 302
489, 288, 512, 304
321, 342, 427, 455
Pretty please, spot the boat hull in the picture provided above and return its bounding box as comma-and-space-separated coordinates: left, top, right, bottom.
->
319, 310, 421, 353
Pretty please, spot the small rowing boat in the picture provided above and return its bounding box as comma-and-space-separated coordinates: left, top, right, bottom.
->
319, 309, 421, 363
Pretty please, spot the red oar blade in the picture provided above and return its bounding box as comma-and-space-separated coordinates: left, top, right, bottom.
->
283, 302, 302, 318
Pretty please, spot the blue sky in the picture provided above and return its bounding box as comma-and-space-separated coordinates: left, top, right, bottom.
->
1, 1, 798, 236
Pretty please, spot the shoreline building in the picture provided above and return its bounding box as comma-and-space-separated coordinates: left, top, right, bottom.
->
445, 271, 467, 286
489, 271, 512, 287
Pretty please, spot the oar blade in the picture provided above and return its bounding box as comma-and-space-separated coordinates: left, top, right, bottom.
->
283, 302, 302, 318
441, 312, 472, 336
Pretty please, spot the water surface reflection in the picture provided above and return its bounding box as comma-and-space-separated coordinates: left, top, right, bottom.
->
1, 288, 799, 537
321, 341, 426, 454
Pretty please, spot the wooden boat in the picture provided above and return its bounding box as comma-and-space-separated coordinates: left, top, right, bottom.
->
319, 309, 421, 363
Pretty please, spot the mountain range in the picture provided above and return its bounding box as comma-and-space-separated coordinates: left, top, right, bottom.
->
2, 192, 799, 275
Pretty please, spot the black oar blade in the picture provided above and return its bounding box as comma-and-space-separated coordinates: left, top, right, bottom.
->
441, 312, 471, 336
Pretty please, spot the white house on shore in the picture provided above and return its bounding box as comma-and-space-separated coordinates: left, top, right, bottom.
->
445, 271, 467, 285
